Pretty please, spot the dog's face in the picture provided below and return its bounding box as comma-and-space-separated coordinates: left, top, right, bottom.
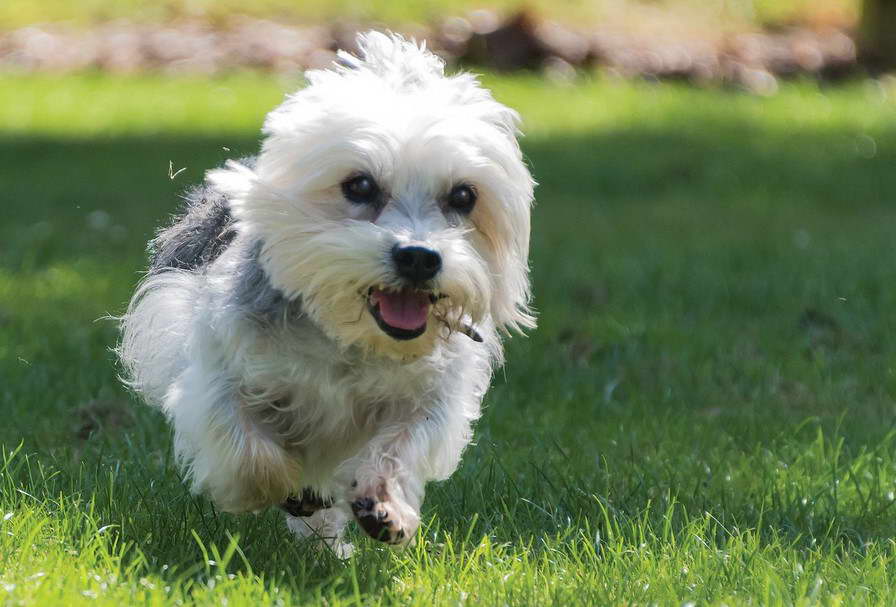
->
211, 33, 535, 358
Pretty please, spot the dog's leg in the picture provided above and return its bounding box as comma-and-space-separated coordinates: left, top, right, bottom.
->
348, 402, 475, 546
285, 505, 354, 559
165, 360, 300, 512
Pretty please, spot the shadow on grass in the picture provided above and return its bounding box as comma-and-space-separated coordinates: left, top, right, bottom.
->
1, 123, 894, 272
2, 122, 896, 590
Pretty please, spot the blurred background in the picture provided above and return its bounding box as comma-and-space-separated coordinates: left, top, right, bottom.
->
2, 0, 895, 89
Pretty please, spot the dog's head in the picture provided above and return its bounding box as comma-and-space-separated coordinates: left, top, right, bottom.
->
210, 32, 535, 358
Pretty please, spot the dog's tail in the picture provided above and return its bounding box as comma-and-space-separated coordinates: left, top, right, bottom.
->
117, 270, 199, 406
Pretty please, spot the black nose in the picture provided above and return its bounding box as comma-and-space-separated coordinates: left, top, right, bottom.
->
391, 245, 442, 283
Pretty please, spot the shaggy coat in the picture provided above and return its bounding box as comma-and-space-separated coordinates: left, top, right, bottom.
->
119, 32, 535, 553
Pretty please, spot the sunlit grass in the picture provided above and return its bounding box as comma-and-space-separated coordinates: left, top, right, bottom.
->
1, 72, 894, 138
1, 72, 895, 605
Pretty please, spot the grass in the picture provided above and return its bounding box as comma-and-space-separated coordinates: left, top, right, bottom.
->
1, 71, 896, 605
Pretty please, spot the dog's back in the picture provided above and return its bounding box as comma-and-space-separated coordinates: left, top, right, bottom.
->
149, 156, 257, 274
119, 165, 252, 405
149, 185, 235, 273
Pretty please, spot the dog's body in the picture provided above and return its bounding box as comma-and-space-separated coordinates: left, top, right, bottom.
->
119, 32, 534, 554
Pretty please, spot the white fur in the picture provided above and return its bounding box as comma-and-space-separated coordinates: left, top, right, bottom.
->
119, 32, 535, 553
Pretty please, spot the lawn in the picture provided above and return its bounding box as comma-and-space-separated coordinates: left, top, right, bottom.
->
1, 72, 895, 605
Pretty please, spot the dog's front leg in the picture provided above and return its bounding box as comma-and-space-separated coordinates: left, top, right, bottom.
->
165, 360, 300, 513
348, 422, 426, 546
347, 403, 473, 546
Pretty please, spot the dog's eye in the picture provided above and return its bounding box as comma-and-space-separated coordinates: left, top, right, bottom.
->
447, 184, 477, 214
342, 174, 380, 205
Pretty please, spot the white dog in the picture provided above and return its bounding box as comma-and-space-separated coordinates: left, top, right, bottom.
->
119, 31, 535, 555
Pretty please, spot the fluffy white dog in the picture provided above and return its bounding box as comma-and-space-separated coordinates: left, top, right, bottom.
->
119, 31, 535, 555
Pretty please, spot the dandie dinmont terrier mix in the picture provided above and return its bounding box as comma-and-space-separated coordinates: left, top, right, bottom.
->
119, 31, 535, 555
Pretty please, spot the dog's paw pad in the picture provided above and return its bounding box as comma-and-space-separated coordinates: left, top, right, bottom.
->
350, 496, 411, 545
281, 488, 333, 518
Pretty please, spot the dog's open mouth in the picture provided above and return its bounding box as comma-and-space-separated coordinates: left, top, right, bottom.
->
368, 288, 437, 340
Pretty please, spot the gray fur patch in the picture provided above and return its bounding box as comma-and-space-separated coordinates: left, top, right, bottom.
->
149, 185, 235, 272
231, 240, 297, 325
149, 157, 256, 273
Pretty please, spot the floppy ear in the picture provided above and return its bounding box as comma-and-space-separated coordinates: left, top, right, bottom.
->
466, 150, 536, 336
480, 111, 537, 335
486, 179, 537, 336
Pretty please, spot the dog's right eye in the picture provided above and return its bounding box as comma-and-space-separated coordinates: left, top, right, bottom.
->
341, 174, 380, 205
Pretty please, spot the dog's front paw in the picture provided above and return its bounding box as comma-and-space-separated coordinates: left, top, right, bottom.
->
350, 491, 418, 546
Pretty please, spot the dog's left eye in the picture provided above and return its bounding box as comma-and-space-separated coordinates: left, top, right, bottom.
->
447, 184, 477, 214
342, 174, 381, 205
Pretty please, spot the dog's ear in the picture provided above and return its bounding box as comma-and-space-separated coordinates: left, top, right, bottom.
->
486, 182, 537, 336
478, 113, 538, 336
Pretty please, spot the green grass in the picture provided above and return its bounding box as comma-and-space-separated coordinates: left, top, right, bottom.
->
1, 72, 896, 605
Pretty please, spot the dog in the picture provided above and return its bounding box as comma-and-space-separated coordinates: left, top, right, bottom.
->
119, 31, 535, 556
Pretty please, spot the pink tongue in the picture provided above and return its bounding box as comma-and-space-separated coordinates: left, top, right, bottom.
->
372, 289, 430, 330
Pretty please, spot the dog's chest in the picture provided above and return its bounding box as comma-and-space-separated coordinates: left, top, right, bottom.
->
239, 327, 439, 450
